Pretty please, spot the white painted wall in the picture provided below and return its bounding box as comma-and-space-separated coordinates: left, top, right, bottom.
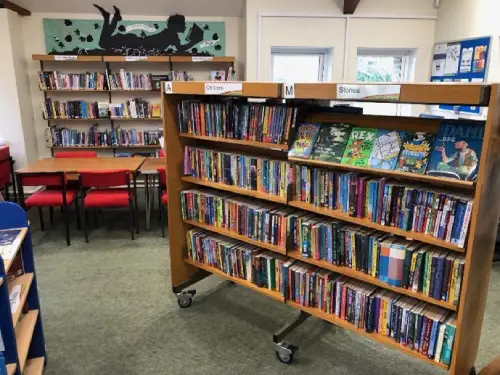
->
0, 9, 38, 169
246, 0, 438, 82
22, 12, 244, 159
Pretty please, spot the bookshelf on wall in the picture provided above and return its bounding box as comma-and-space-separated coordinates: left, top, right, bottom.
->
162, 81, 500, 374
31, 54, 236, 157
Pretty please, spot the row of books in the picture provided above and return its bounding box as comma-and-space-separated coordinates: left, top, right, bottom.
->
290, 121, 484, 181
185, 228, 456, 366
109, 99, 161, 119
47, 125, 163, 147
177, 100, 297, 145
285, 262, 456, 365
107, 70, 155, 91
289, 217, 465, 305
186, 228, 288, 292
183, 146, 292, 198
210, 67, 236, 82
179, 187, 465, 305
293, 165, 473, 248
42, 99, 109, 120
38, 71, 107, 91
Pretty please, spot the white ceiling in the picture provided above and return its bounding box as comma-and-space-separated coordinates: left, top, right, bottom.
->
16, 0, 246, 17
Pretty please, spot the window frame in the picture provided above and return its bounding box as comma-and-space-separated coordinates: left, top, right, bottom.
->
270, 47, 332, 82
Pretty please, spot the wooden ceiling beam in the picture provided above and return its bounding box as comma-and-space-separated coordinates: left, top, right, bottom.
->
0, 0, 31, 16
343, 0, 361, 14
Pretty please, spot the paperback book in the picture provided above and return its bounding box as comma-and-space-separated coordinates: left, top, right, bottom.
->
310, 123, 353, 163
396, 132, 434, 174
288, 123, 321, 158
341, 127, 377, 167
368, 130, 407, 170
427, 121, 485, 180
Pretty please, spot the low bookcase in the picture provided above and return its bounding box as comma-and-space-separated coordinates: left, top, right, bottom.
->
162, 81, 499, 374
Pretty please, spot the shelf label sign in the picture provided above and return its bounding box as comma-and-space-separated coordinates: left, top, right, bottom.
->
205, 83, 242, 96
164, 81, 173, 94
9, 285, 21, 313
126, 56, 148, 61
192, 56, 213, 62
283, 83, 295, 99
55, 55, 77, 61
337, 84, 401, 101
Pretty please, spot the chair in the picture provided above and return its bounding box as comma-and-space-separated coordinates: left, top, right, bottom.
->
17, 172, 80, 246
55, 151, 98, 158
158, 149, 165, 158
157, 167, 168, 237
0, 146, 16, 202
79, 170, 136, 242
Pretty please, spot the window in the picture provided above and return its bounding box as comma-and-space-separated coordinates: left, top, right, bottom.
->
271, 47, 332, 82
355, 49, 415, 116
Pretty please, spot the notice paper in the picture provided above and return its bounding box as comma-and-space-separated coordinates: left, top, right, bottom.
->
444, 43, 461, 75
432, 59, 445, 77
460, 47, 473, 73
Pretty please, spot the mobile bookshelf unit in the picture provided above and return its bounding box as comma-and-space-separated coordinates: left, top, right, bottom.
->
162, 81, 500, 375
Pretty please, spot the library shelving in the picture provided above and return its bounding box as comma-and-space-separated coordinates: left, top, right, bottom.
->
163, 81, 500, 374
32, 54, 236, 157
0, 202, 46, 375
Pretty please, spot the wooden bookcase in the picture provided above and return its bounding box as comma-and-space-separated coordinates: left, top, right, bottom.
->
31, 54, 236, 156
162, 81, 500, 374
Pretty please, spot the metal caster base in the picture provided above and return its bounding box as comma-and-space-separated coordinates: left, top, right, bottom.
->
470, 366, 476, 375
275, 342, 298, 364
176, 290, 196, 308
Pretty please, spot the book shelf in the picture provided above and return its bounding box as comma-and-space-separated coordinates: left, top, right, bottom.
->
0, 202, 47, 375
32, 54, 236, 157
163, 81, 500, 374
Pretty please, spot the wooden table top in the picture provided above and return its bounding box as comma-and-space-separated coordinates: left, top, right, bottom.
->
17, 157, 147, 174
139, 158, 166, 174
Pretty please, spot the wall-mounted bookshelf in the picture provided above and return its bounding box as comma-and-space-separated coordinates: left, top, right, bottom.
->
32, 54, 237, 157
163, 81, 500, 374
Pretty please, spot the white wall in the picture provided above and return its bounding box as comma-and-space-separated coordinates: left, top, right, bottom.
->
22, 12, 244, 159
246, 0, 438, 82
0, 9, 38, 168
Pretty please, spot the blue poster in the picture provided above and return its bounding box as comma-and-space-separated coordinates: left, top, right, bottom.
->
431, 36, 490, 114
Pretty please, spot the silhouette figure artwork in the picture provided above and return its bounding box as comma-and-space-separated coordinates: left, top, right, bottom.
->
43, 4, 225, 56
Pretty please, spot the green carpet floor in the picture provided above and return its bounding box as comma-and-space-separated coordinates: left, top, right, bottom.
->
27, 206, 500, 375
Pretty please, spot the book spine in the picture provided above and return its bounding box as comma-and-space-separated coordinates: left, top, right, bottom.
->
457, 201, 473, 248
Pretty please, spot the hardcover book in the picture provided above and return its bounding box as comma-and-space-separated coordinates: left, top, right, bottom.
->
369, 130, 407, 170
396, 132, 434, 174
427, 121, 485, 180
310, 123, 353, 163
288, 123, 321, 158
341, 127, 377, 167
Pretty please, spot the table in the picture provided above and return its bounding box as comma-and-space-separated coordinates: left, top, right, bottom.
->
17, 157, 146, 233
139, 158, 166, 230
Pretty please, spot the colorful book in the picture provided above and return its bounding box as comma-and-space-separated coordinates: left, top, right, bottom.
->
341, 127, 377, 167
288, 123, 321, 158
427, 121, 485, 180
368, 130, 407, 170
310, 123, 353, 163
396, 132, 434, 174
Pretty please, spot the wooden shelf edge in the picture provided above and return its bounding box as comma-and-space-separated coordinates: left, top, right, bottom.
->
15, 309, 39, 372
287, 301, 449, 370
3, 228, 28, 273
184, 220, 286, 255
41, 89, 110, 92
32, 54, 102, 62
111, 118, 162, 121
179, 133, 288, 151
50, 145, 160, 149
6, 363, 16, 375
288, 200, 465, 253
184, 258, 284, 302
287, 250, 457, 311
288, 157, 475, 190
181, 176, 288, 204
9, 273, 35, 327
24, 356, 45, 375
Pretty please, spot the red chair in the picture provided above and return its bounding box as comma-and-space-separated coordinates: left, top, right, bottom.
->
157, 167, 168, 237
79, 170, 136, 242
0, 146, 16, 202
17, 172, 80, 246
55, 151, 98, 158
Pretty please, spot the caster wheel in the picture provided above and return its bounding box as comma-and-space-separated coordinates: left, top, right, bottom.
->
470, 366, 476, 375
177, 295, 192, 308
276, 349, 293, 364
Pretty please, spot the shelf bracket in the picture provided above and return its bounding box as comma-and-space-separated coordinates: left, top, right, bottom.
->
171, 269, 211, 294
273, 310, 311, 344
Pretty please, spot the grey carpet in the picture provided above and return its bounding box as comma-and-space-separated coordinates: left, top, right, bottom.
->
26, 202, 500, 375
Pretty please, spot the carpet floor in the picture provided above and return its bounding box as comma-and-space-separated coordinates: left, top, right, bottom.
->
26, 205, 500, 375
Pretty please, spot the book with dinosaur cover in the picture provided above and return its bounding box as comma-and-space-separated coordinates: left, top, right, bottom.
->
341, 127, 377, 167
288, 123, 321, 158
427, 121, 485, 180
310, 123, 353, 163
396, 132, 434, 174
368, 130, 407, 170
